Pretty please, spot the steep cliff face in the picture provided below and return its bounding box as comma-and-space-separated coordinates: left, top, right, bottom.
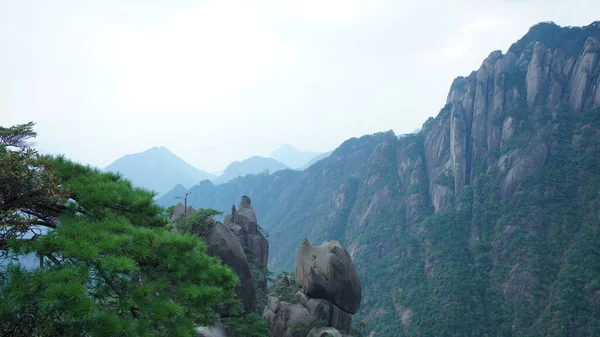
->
160, 22, 600, 337
428, 21, 600, 208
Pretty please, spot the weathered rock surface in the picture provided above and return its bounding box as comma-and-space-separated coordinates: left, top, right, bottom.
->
306, 298, 352, 333
295, 239, 362, 314
569, 37, 599, 113
263, 296, 313, 337
171, 202, 196, 219
234, 195, 259, 234
307, 327, 343, 337
205, 221, 256, 312
226, 196, 269, 266
264, 240, 361, 337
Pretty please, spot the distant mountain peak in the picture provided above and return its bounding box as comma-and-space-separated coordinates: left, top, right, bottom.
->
269, 144, 325, 169
274, 144, 297, 151
212, 156, 289, 185
104, 147, 214, 196
147, 145, 171, 153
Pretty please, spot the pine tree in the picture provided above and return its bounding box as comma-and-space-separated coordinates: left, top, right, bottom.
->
0, 122, 239, 336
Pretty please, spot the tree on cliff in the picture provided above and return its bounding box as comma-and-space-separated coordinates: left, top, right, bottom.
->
0, 122, 239, 336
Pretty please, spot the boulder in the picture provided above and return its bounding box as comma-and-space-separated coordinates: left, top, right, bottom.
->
234, 195, 259, 234
306, 298, 352, 333
263, 298, 312, 337
246, 232, 269, 266
205, 222, 256, 313
171, 202, 196, 219
295, 239, 362, 314
307, 327, 343, 337
227, 196, 269, 266
295, 290, 310, 307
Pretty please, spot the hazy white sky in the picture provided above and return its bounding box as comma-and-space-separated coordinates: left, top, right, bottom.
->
1, 0, 598, 172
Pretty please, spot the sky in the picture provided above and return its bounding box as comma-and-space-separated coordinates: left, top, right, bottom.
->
1, 0, 598, 172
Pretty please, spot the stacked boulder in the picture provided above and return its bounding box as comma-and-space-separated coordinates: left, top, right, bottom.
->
224, 196, 269, 266
224, 196, 270, 298
263, 239, 361, 337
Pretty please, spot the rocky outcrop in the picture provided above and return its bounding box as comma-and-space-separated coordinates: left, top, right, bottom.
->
526, 42, 552, 109
205, 221, 256, 313
223, 196, 269, 303
306, 298, 352, 332
396, 143, 429, 227
170, 202, 256, 312
500, 140, 548, 198
569, 37, 600, 113
225, 196, 269, 266
264, 239, 361, 336
171, 202, 196, 219
295, 239, 361, 314
307, 327, 344, 337
234, 196, 258, 232
431, 24, 600, 205
263, 297, 312, 337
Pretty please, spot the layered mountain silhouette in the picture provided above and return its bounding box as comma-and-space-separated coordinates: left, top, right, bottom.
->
105, 145, 326, 195
300, 151, 332, 170
104, 146, 214, 196
212, 156, 289, 185
269, 144, 325, 169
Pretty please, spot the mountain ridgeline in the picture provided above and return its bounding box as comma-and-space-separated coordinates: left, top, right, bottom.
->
104, 146, 215, 196
158, 22, 600, 336
270, 144, 325, 169
212, 156, 289, 185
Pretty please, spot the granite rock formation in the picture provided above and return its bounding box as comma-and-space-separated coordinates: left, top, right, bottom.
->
295, 239, 361, 314
204, 221, 256, 313
263, 239, 361, 336
224, 196, 269, 266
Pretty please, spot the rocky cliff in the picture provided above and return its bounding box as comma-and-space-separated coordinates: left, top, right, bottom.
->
171, 202, 257, 314
161, 22, 600, 337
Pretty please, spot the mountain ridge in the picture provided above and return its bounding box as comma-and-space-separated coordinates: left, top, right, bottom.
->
212, 156, 290, 185
104, 146, 214, 196
158, 21, 600, 336
269, 144, 325, 169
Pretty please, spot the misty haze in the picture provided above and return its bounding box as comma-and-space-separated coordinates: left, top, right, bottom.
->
2, 1, 600, 336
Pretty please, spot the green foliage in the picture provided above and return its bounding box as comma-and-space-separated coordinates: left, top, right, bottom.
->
0, 123, 239, 337
543, 226, 600, 336
351, 321, 367, 337
268, 272, 298, 304
509, 21, 600, 58
0, 121, 37, 148
257, 224, 269, 238
1, 123, 66, 248
222, 312, 270, 337
250, 259, 270, 311
434, 171, 454, 189
165, 205, 175, 217
172, 208, 223, 236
